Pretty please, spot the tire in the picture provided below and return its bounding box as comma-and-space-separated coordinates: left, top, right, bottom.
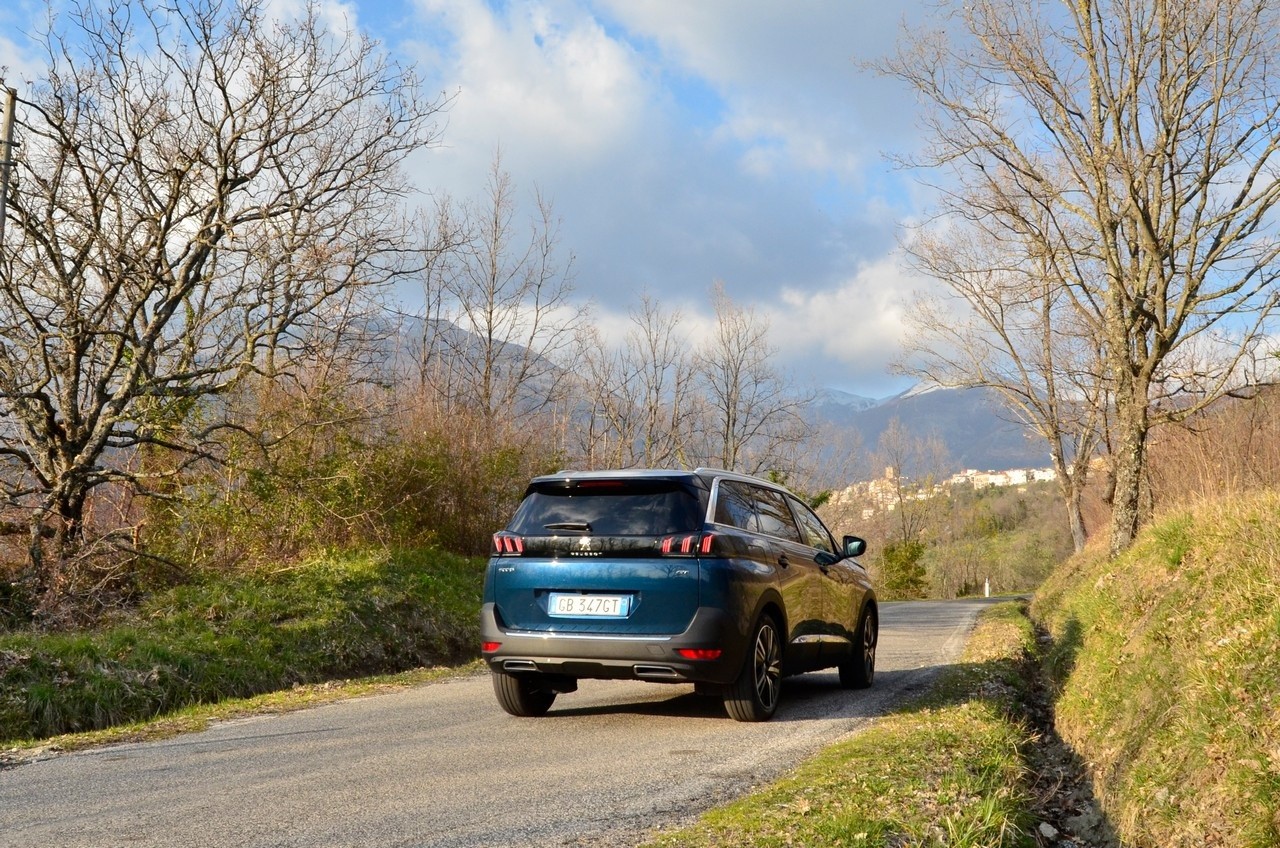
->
724, 614, 783, 722
838, 605, 877, 689
491, 670, 557, 717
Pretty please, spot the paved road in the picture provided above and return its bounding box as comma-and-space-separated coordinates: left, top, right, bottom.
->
0, 599, 1001, 848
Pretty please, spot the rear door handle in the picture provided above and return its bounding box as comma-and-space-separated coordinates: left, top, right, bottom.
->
777, 554, 790, 568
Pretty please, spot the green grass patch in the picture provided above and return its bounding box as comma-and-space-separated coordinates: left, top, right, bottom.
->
642, 602, 1040, 848
1, 662, 484, 766
0, 547, 483, 745
1032, 491, 1280, 848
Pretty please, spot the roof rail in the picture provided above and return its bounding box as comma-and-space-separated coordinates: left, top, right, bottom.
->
693, 467, 780, 487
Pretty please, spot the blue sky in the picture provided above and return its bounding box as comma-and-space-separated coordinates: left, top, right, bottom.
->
0, 0, 936, 398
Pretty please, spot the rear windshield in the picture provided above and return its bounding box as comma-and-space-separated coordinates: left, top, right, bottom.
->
507, 482, 705, 536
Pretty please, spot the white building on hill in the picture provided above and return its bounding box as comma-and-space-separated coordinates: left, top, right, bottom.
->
947, 467, 1058, 489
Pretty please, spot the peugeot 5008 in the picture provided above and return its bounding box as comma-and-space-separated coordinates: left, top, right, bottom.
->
481, 468, 877, 721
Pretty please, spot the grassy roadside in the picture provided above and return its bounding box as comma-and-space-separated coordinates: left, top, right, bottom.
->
1, 661, 485, 767
1032, 491, 1280, 847
0, 547, 484, 747
641, 602, 1045, 848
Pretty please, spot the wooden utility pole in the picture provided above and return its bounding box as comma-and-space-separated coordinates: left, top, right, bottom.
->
0, 84, 16, 247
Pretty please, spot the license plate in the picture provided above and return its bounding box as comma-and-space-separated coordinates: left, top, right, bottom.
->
548, 593, 631, 618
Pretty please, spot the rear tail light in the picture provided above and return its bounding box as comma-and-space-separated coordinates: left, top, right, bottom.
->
482, 642, 502, 653
492, 533, 525, 555
676, 648, 723, 661
658, 533, 716, 556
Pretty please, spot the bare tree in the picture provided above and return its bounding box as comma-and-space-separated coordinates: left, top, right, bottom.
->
870, 417, 950, 547
418, 154, 583, 423
410, 196, 467, 396
628, 295, 696, 467
0, 0, 445, 608
886, 0, 1280, 555
904, 218, 1106, 552
572, 294, 697, 469
692, 283, 811, 474
573, 324, 640, 468
571, 286, 811, 475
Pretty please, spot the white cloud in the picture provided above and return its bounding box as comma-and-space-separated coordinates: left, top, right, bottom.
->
766, 254, 924, 395
263, 0, 361, 29
0, 2, 49, 90
594, 0, 925, 183
406, 0, 653, 191
578, 255, 923, 399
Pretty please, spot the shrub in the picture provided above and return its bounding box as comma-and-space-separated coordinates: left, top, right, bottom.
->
880, 539, 928, 600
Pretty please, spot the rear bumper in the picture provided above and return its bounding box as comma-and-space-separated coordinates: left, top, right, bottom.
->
480, 603, 745, 684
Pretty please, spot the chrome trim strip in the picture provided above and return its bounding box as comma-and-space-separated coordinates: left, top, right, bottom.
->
502, 660, 539, 672
502, 629, 673, 642
790, 635, 852, 646
634, 665, 682, 679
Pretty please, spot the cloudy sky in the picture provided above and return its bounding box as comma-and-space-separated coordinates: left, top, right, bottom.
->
1, 0, 936, 399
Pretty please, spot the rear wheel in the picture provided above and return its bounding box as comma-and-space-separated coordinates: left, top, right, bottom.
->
838, 605, 877, 689
491, 670, 557, 717
724, 614, 783, 722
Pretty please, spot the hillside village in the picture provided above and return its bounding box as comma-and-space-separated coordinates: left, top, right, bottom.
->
833, 465, 1059, 519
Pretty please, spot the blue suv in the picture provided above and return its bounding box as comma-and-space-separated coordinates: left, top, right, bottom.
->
481, 468, 877, 721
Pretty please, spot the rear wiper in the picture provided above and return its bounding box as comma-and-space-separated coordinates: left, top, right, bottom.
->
544, 521, 592, 533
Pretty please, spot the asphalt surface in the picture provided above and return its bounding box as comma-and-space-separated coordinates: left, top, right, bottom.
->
0, 598, 1002, 848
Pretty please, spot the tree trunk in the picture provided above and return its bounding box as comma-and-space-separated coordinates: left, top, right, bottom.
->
1108, 398, 1150, 557
1066, 487, 1088, 554
26, 484, 89, 617
1048, 442, 1085, 553
1051, 448, 1090, 554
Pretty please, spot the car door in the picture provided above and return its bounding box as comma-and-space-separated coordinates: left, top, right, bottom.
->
746, 485, 826, 673
786, 495, 863, 666
710, 479, 782, 631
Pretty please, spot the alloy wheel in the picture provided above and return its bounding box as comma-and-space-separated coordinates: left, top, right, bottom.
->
753, 621, 782, 712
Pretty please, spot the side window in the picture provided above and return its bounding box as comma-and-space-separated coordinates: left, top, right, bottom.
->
789, 496, 835, 554
714, 480, 757, 531
751, 487, 803, 543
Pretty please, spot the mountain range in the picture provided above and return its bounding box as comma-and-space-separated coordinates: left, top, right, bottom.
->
807, 385, 1050, 478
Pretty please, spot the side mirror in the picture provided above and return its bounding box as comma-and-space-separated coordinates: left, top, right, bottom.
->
843, 535, 867, 558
